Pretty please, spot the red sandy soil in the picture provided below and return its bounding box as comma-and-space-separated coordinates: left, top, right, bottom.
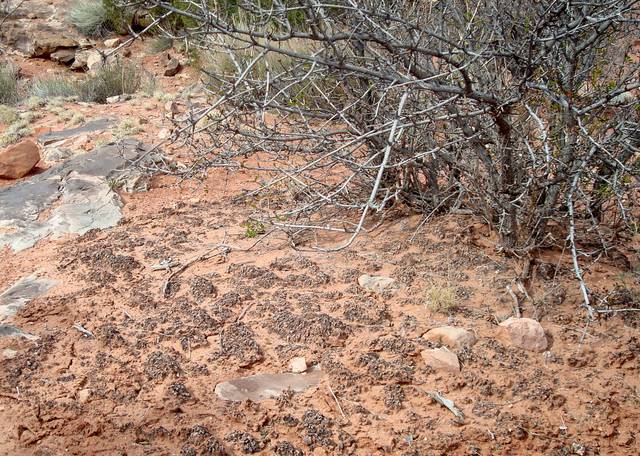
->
1, 12, 639, 456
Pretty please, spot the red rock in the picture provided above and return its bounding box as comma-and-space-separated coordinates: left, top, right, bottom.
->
421, 347, 461, 373
498, 317, 548, 352
423, 326, 477, 349
0, 139, 40, 179
289, 356, 308, 373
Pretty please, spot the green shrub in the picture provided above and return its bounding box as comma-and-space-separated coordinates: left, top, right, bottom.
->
103, 0, 137, 34
79, 58, 142, 103
0, 63, 21, 105
31, 76, 80, 99
148, 36, 174, 54
0, 113, 33, 147
0, 105, 18, 124
141, 71, 157, 97
68, 0, 108, 37
67, 0, 136, 36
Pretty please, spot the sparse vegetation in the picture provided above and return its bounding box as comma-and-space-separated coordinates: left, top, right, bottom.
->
106, 177, 123, 192
79, 58, 143, 104
148, 36, 174, 54
31, 76, 81, 99
67, 0, 108, 37
241, 219, 266, 238
111, 119, 144, 141
0, 105, 18, 125
424, 283, 459, 314
25, 96, 46, 110
0, 112, 34, 147
67, 0, 137, 37
0, 63, 21, 105
141, 71, 157, 97
26, 61, 142, 105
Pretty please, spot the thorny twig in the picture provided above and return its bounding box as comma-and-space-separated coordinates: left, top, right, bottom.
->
161, 229, 276, 298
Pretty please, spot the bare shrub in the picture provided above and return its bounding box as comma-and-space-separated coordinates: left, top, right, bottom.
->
137, 0, 640, 317
425, 284, 458, 314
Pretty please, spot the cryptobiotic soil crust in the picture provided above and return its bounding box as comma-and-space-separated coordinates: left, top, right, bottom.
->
1, 164, 638, 455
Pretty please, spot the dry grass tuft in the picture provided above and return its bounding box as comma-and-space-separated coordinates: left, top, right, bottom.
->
424, 283, 459, 314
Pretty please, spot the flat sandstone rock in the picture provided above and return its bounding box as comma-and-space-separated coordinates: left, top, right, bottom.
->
0, 273, 58, 339
0, 139, 159, 251
215, 366, 323, 402
423, 326, 477, 349
358, 274, 396, 293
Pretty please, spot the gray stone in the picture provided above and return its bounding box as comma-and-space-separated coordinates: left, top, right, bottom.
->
38, 118, 116, 146
0, 324, 38, 340
164, 55, 181, 77
0, 274, 58, 340
358, 274, 396, 293
214, 366, 323, 402
43, 147, 73, 164
50, 48, 76, 65
0, 274, 58, 319
0, 140, 159, 251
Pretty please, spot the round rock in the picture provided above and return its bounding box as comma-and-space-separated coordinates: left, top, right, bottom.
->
358, 274, 395, 294
289, 356, 308, 373
420, 347, 460, 373
423, 326, 477, 350
0, 139, 40, 179
498, 317, 548, 352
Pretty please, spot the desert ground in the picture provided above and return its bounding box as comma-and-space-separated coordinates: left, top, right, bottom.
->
1, 1, 639, 455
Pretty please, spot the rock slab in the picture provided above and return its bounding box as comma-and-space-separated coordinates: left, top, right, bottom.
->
38, 118, 115, 145
423, 326, 477, 350
0, 273, 58, 339
358, 274, 395, 293
215, 366, 323, 402
0, 139, 159, 251
0, 139, 40, 179
421, 347, 461, 373
498, 317, 548, 352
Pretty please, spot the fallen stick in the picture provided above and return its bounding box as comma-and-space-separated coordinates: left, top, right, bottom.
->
162, 230, 275, 299
327, 384, 347, 419
72, 323, 94, 338
426, 390, 464, 419
162, 247, 228, 298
